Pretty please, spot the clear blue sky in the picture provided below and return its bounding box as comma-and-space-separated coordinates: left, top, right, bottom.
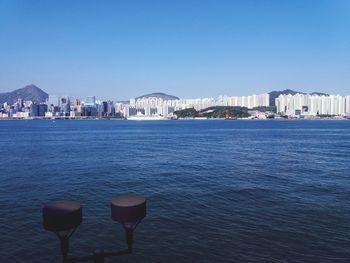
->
0, 0, 349, 100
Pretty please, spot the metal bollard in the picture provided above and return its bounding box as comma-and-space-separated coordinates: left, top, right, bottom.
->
93, 249, 104, 263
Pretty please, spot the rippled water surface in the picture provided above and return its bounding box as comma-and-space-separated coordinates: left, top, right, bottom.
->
1, 120, 350, 262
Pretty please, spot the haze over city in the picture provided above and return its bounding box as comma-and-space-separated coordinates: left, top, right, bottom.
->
1, 0, 350, 100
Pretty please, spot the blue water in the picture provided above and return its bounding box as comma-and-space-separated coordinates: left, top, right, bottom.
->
1, 120, 350, 262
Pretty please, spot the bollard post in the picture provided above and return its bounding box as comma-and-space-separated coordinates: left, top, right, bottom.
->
93, 249, 104, 263
59, 235, 69, 263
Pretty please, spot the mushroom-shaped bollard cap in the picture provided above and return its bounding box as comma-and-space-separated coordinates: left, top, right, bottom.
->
111, 194, 146, 227
43, 201, 82, 232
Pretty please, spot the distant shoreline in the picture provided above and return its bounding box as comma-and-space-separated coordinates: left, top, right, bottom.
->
0, 117, 349, 121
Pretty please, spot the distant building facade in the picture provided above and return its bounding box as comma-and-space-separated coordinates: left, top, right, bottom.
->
275, 93, 349, 117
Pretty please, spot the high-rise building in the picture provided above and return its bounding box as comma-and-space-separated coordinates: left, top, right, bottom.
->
38, 104, 48, 116
346, 96, 350, 115
102, 101, 108, 116
48, 95, 59, 107
275, 93, 348, 116
85, 96, 96, 108
60, 96, 70, 115
29, 104, 38, 117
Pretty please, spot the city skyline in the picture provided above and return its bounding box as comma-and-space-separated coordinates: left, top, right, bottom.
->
2, 84, 350, 119
1, 0, 350, 99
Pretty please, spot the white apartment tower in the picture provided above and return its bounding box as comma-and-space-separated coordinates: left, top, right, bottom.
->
275, 93, 349, 116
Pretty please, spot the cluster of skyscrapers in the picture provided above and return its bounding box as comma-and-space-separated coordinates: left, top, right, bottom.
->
275, 94, 350, 117
0, 95, 117, 119
44, 95, 117, 118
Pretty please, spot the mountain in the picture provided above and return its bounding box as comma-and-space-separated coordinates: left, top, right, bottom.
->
268, 89, 329, 106
0, 85, 48, 104
135, 92, 179, 100
310, 92, 329, 96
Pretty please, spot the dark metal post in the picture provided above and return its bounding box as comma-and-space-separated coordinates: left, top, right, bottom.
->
59, 236, 69, 263
93, 249, 105, 263
126, 229, 133, 253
